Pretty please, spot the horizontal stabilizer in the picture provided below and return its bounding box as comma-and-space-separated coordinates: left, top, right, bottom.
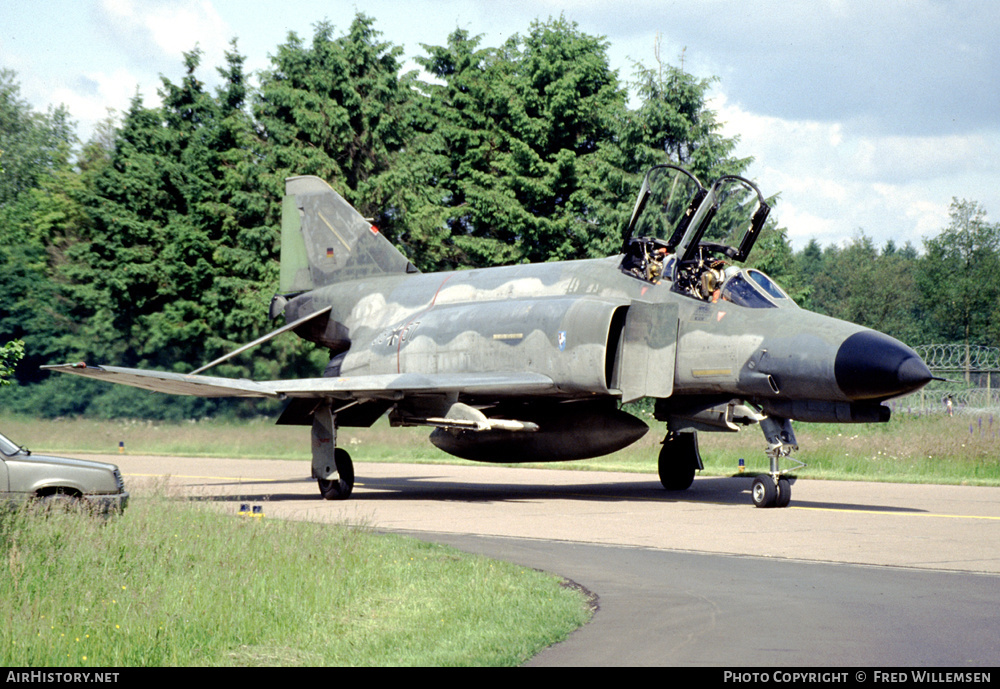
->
42, 363, 556, 400
41, 363, 278, 398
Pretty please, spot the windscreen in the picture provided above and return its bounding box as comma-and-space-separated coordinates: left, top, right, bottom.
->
747, 269, 790, 301
720, 269, 795, 309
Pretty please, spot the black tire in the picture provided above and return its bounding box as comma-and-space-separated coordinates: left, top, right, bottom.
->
751, 476, 777, 508
775, 478, 792, 508
318, 448, 354, 500
658, 433, 697, 491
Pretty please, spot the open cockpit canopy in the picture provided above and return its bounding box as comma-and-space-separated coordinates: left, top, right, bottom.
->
622, 164, 707, 254
620, 165, 790, 305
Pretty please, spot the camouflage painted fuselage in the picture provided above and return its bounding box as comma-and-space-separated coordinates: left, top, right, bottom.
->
284, 251, 913, 427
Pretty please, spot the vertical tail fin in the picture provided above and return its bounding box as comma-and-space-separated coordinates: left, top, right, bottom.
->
280, 176, 418, 293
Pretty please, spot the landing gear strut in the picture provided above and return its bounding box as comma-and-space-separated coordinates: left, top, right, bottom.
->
658, 431, 703, 491
752, 416, 803, 508
313, 402, 355, 501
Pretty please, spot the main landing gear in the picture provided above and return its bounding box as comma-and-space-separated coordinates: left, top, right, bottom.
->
751, 415, 804, 508
658, 431, 703, 491
313, 402, 355, 501
318, 448, 354, 500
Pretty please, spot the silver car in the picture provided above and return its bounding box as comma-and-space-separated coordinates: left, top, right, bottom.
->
0, 430, 129, 514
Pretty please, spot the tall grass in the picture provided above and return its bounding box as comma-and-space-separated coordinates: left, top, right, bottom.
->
0, 491, 591, 666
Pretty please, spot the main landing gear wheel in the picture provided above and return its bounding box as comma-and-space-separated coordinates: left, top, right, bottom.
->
658, 432, 701, 491
318, 448, 354, 500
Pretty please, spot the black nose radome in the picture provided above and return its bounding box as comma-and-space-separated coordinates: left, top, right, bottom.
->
835, 331, 933, 401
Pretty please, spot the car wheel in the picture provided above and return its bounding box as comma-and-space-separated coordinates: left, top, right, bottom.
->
35, 492, 86, 514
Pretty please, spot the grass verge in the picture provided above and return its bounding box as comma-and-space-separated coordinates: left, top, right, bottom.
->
0, 490, 591, 667
3, 411, 997, 486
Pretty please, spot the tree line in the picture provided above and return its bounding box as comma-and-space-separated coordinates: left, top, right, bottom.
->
1, 13, 997, 419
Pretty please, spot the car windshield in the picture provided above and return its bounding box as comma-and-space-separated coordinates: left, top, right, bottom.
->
0, 431, 24, 455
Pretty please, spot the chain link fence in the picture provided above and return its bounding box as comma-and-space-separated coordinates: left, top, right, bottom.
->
894, 345, 1000, 414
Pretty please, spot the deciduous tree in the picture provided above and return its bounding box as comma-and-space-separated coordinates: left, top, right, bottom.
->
919, 199, 1000, 375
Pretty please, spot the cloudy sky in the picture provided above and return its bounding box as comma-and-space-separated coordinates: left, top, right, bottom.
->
4, 0, 998, 251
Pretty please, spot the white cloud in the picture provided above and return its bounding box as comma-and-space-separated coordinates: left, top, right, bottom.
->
50, 1, 234, 140
49, 68, 152, 135
864, 134, 1000, 181
148, 1, 228, 58
774, 202, 839, 246
710, 89, 998, 251
98, 0, 230, 68
872, 184, 951, 244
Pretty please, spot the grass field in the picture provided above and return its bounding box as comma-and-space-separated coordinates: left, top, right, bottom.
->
0, 491, 592, 667
3, 410, 997, 485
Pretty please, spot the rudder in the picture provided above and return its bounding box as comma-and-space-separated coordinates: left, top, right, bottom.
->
280, 176, 418, 293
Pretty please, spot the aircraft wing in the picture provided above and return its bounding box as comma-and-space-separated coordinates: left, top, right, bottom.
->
41, 363, 557, 400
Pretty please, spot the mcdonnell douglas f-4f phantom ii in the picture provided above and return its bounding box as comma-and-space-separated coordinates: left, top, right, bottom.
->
45, 164, 934, 507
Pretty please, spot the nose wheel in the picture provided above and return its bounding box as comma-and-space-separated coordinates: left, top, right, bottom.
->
751, 475, 792, 508
753, 415, 803, 508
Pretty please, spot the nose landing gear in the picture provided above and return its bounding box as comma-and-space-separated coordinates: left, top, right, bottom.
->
751, 474, 793, 508
752, 416, 804, 508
